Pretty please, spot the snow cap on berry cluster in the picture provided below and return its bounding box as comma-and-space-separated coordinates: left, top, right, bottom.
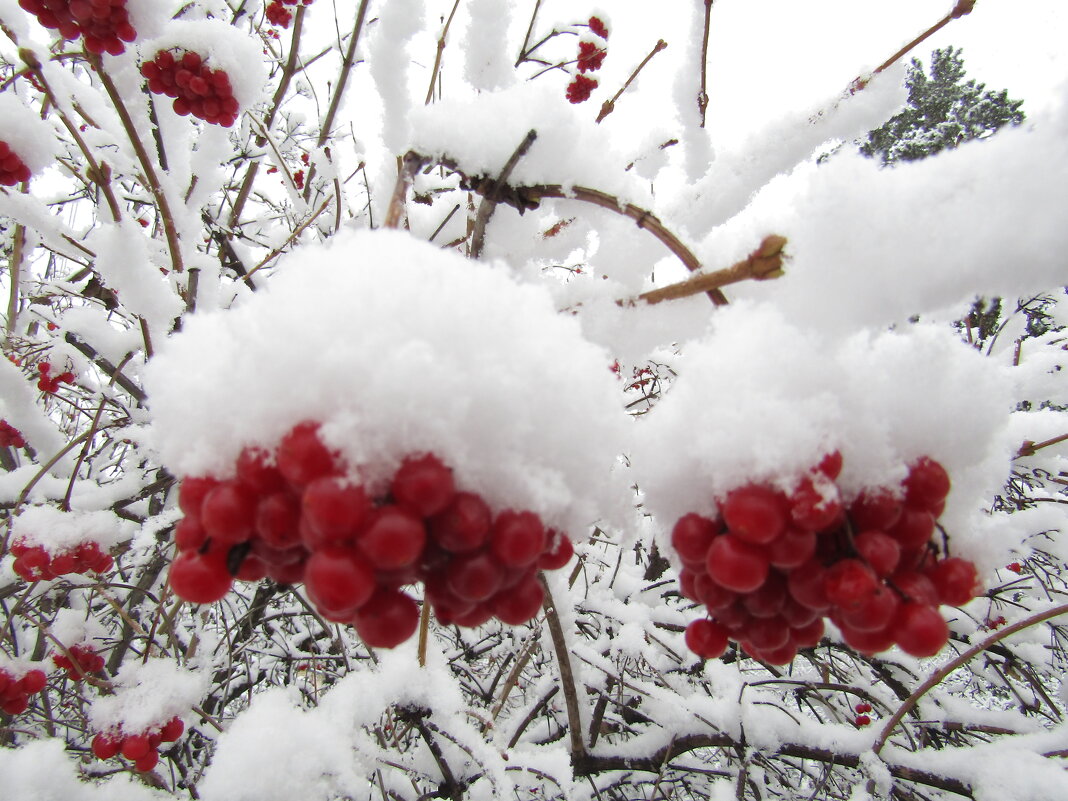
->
632, 303, 1015, 570
10, 507, 133, 556
145, 229, 629, 533
138, 19, 267, 109
89, 659, 204, 736
0, 92, 54, 174
408, 81, 639, 200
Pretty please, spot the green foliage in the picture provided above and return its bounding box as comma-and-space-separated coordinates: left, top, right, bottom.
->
861, 46, 1025, 165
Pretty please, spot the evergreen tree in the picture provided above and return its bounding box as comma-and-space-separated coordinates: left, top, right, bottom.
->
861, 46, 1025, 165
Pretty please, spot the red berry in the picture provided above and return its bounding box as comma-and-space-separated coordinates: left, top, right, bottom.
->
304, 547, 375, 616
236, 447, 286, 494
685, 619, 729, 659
781, 596, 818, 628
538, 531, 574, 570
446, 551, 503, 602
816, 450, 843, 480
693, 573, 736, 610
754, 639, 797, 666
276, 422, 338, 488
839, 585, 900, 632
201, 481, 257, 543
671, 513, 719, 565
429, 492, 492, 553
722, 485, 788, 544
160, 717, 184, 742
888, 508, 936, 551
928, 557, 979, 606
134, 749, 160, 772
855, 702, 872, 713
491, 574, 545, 625
121, 734, 151, 760
893, 603, 949, 658
706, 535, 769, 593
255, 492, 302, 548
577, 41, 606, 73
358, 506, 427, 570
849, 489, 903, 531
786, 560, 831, 612
838, 620, 896, 655
19, 669, 46, 694
391, 454, 455, 517
302, 477, 372, 546
823, 559, 878, 611
790, 478, 842, 532
490, 511, 546, 568
904, 457, 950, 512
169, 549, 232, 604
766, 526, 817, 569
743, 571, 787, 618
588, 16, 609, 38
566, 74, 598, 103
178, 477, 219, 516
790, 617, 824, 649
352, 588, 419, 648
891, 571, 939, 606
854, 530, 900, 577
92, 733, 122, 760
174, 516, 207, 552
855, 714, 871, 727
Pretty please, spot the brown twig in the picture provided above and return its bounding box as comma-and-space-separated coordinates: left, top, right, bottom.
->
469, 130, 538, 258
539, 575, 586, 757
872, 601, 1068, 756
698, 1, 714, 127
1017, 433, 1068, 458
596, 40, 668, 124
384, 152, 427, 230
424, 0, 461, 105
623, 235, 786, 306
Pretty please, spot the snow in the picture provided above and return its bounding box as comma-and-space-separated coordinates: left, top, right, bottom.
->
11, 507, 133, 555
0, 739, 165, 801
631, 302, 1016, 570
89, 659, 206, 736
145, 229, 629, 534
0, 92, 55, 173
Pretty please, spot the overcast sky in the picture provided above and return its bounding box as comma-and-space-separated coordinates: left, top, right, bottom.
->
590, 0, 1067, 147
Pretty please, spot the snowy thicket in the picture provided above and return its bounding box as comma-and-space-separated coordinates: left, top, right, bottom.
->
0, 2, 1066, 800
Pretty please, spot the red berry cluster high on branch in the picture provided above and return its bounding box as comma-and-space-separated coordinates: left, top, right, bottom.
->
18, 0, 137, 55
169, 422, 576, 648
566, 16, 608, 104
0, 141, 32, 186
676, 454, 979, 664
265, 0, 313, 29
36, 362, 75, 393
0, 666, 47, 715
53, 643, 105, 681
10, 539, 113, 581
0, 420, 26, 449
141, 50, 240, 128
92, 716, 184, 773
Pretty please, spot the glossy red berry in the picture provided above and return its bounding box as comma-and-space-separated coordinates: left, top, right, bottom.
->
302, 477, 372, 545
850, 489, 903, 531
928, 557, 979, 606
490, 511, 546, 568
722, 485, 788, 544
169, 550, 232, 604
893, 602, 950, 657
277, 422, 337, 488
904, 457, 951, 512
685, 619, 728, 659
352, 588, 419, 648
304, 547, 375, 616
671, 513, 719, 566
92, 733, 122, 760
391, 454, 455, 517
854, 530, 900, 577
538, 531, 574, 570
358, 506, 427, 570
823, 559, 878, 611
429, 492, 492, 553
706, 535, 769, 593
201, 481, 257, 543
491, 574, 544, 625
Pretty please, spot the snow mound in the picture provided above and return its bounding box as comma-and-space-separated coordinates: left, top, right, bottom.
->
145, 229, 628, 533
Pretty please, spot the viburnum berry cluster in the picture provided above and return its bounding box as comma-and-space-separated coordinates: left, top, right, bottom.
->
92, 717, 184, 773
0, 666, 47, 715
265, 0, 312, 29
36, 362, 75, 393
168, 422, 575, 648
0, 141, 32, 186
854, 701, 873, 726
141, 50, 240, 127
677, 454, 980, 664
566, 16, 608, 104
18, 0, 138, 55
10, 539, 114, 581
0, 420, 26, 449
53, 643, 105, 681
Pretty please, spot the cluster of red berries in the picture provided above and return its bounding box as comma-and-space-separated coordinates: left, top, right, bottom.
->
141, 50, 240, 128
168, 422, 575, 648
566, 16, 608, 104
92, 717, 184, 773
0, 420, 26, 449
53, 643, 104, 681
0, 666, 47, 715
18, 0, 137, 55
854, 702, 873, 726
10, 539, 114, 582
677, 454, 979, 665
0, 141, 32, 186
265, 0, 312, 29
36, 362, 75, 393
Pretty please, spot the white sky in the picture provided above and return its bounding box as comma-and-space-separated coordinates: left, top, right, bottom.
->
582, 0, 1067, 147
